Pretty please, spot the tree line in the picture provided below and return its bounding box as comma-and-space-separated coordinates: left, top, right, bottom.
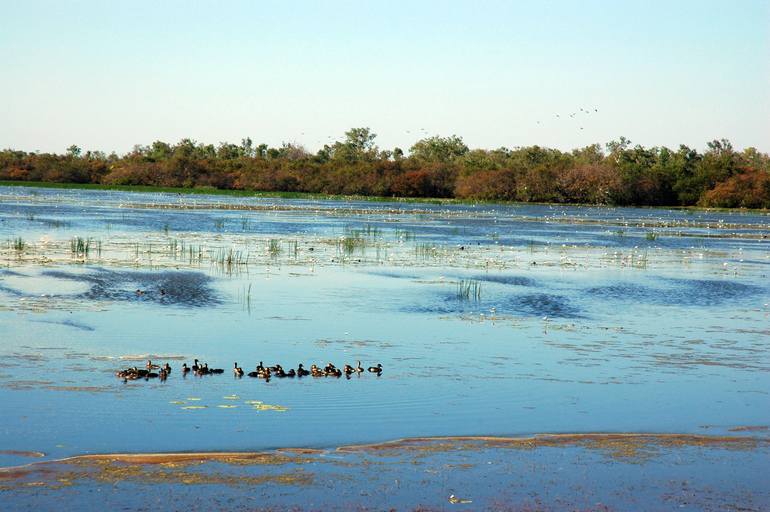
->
2, 128, 769, 208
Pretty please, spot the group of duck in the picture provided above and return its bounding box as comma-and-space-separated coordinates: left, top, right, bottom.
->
115, 359, 383, 382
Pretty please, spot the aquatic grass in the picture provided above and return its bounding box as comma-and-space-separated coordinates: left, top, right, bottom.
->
12, 237, 26, 252
70, 237, 100, 258
212, 247, 249, 274
415, 243, 440, 260
268, 239, 281, 257
338, 233, 366, 256
646, 231, 658, 241
456, 279, 482, 302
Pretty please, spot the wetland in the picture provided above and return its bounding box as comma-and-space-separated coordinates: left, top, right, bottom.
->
1, 184, 769, 510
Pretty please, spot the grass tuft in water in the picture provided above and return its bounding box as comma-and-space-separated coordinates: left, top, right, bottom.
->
457, 279, 482, 302
70, 237, 100, 258
268, 239, 281, 257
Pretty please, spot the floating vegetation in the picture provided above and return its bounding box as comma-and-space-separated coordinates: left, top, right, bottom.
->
252, 403, 289, 412
456, 279, 482, 302
181, 405, 207, 410
645, 231, 658, 241
217, 405, 238, 409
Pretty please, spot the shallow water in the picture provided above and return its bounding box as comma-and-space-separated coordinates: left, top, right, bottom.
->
0, 186, 768, 469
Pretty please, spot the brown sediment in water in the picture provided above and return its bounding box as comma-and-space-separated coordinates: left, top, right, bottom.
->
1, 432, 765, 477
728, 425, 769, 432
0, 433, 767, 491
68, 451, 316, 466
334, 433, 766, 462
0, 451, 44, 458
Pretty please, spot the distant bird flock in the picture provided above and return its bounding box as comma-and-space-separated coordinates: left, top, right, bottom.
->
115, 359, 383, 382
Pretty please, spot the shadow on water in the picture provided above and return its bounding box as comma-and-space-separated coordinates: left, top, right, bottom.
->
467, 273, 537, 287
39, 268, 220, 307
586, 278, 764, 308
406, 291, 582, 319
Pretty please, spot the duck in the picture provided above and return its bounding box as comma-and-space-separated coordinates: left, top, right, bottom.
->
146, 360, 160, 370
159, 369, 168, 381
233, 362, 244, 377
355, 361, 364, 373
209, 365, 225, 374
146, 371, 159, 379
256, 361, 264, 372
343, 364, 355, 375
368, 363, 383, 373
326, 367, 342, 378
182, 363, 190, 374
163, 363, 171, 374
259, 367, 272, 379
191, 359, 200, 373
268, 364, 283, 373
310, 364, 324, 377
286, 368, 296, 377
324, 362, 337, 373
297, 364, 310, 377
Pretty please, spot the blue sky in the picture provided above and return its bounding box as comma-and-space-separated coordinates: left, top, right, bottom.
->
1, 0, 768, 154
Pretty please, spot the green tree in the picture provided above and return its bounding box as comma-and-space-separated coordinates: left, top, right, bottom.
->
409, 135, 468, 163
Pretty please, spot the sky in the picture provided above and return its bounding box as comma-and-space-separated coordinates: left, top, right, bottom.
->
1, 0, 769, 154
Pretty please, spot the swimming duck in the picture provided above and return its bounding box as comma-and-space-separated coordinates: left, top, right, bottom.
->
163, 363, 171, 374
146, 371, 159, 379
191, 359, 200, 373
297, 364, 310, 377
268, 364, 283, 373
324, 362, 337, 373
368, 364, 383, 373
343, 364, 354, 375
182, 363, 190, 374
310, 364, 324, 377
355, 361, 364, 373
146, 360, 160, 370
159, 369, 168, 381
209, 365, 224, 374
233, 362, 244, 377
286, 368, 296, 377
256, 361, 264, 372
326, 367, 342, 378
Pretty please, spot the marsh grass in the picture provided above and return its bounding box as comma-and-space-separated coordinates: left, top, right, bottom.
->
70, 237, 100, 258
212, 247, 249, 274
268, 239, 281, 258
338, 233, 366, 256
12, 237, 26, 252
415, 243, 440, 260
456, 279, 482, 302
